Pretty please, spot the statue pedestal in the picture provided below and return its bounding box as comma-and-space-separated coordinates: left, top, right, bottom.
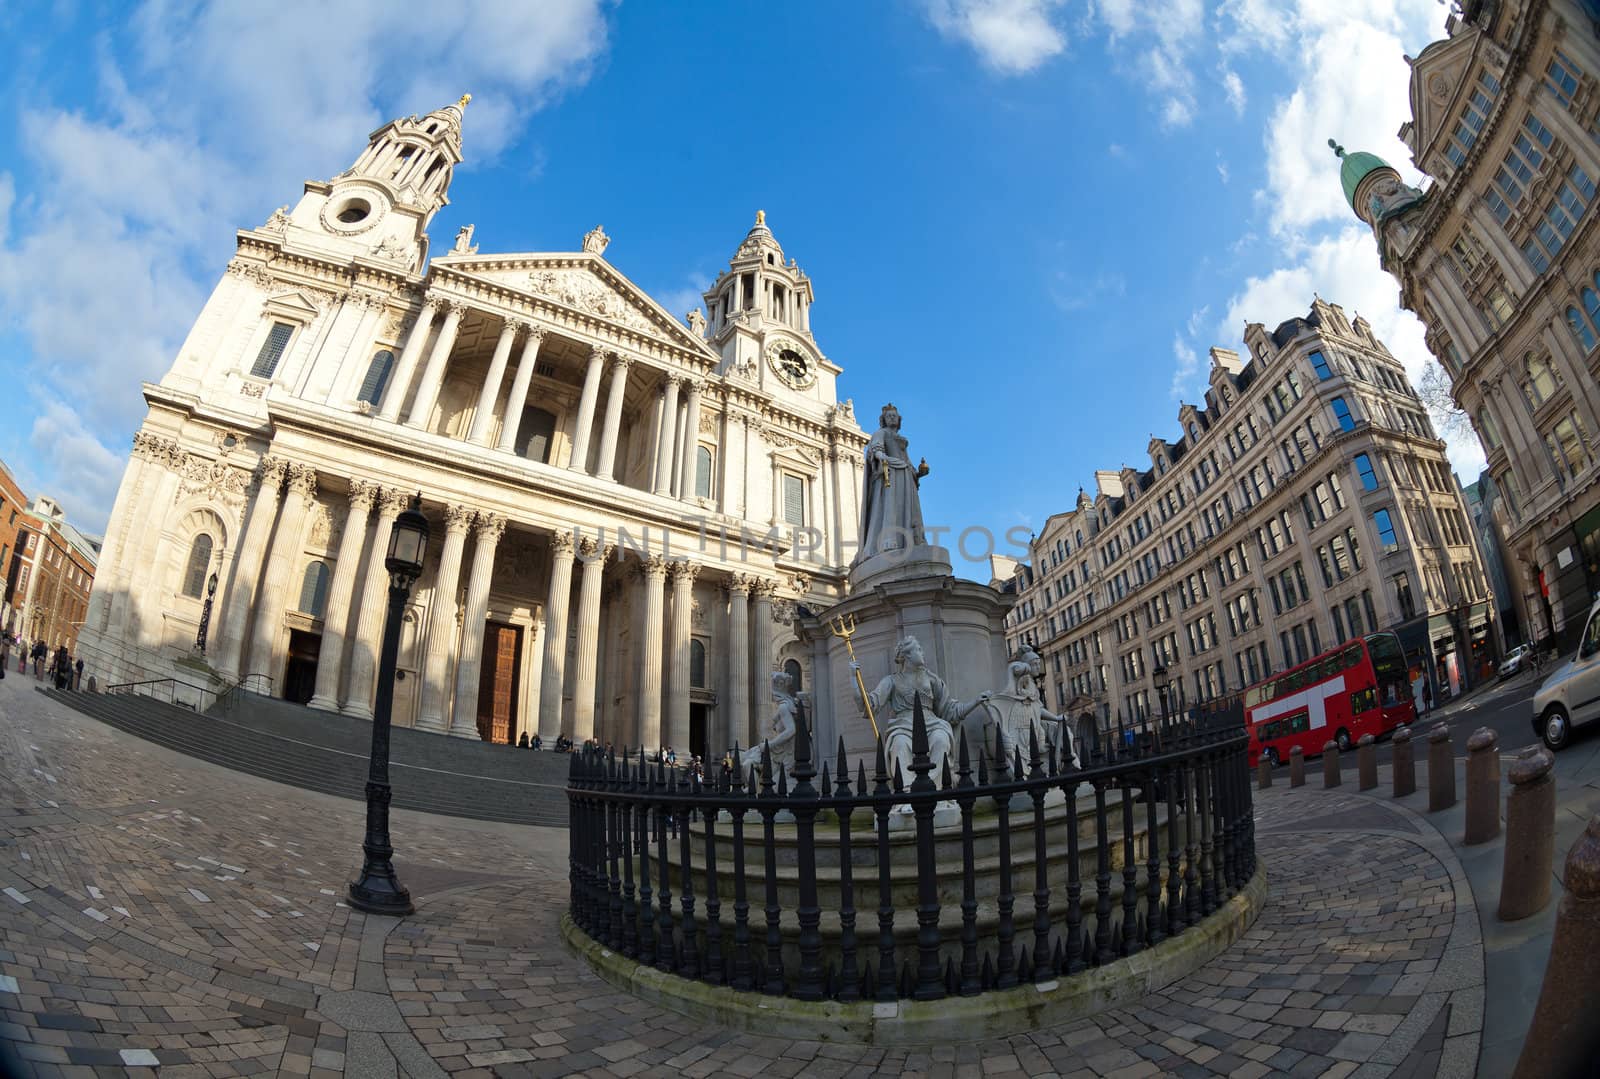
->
797, 553, 1015, 771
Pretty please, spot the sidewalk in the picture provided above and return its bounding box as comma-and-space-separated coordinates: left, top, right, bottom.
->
0, 673, 1489, 1078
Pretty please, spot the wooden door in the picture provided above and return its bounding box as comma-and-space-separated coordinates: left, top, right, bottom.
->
476, 622, 521, 744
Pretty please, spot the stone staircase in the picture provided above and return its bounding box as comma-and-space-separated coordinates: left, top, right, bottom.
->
38, 687, 571, 827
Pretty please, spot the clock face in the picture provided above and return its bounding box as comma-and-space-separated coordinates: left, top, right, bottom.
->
767, 340, 816, 388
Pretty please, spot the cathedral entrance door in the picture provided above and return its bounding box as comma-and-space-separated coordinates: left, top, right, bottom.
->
283, 630, 320, 705
476, 621, 521, 744
690, 703, 707, 761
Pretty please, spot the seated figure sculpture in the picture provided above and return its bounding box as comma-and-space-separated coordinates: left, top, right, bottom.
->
971, 647, 1080, 771
740, 671, 800, 775
851, 635, 985, 784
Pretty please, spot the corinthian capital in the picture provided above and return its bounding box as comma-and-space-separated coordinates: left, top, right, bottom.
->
255, 455, 288, 489
726, 572, 754, 597
523, 323, 548, 345
476, 512, 508, 543
642, 553, 670, 580
609, 353, 634, 374
378, 487, 412, 514
550, 530, 577, 557
668, 559, 701, 586
287, 463, 319, 499
443, 503, 475, 533
347, 479, 379, 511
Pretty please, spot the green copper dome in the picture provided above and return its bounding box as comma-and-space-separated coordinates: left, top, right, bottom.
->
1329, 139, 1392, 210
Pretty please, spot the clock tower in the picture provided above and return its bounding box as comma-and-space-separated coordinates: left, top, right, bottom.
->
701, 212, 838, 408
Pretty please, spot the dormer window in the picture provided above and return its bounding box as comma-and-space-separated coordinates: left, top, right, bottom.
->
1188, 422, 1199, 441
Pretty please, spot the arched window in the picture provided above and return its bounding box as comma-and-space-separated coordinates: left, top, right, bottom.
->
1525, 354, 1559, 407
689, 639, 706, 688
298, 561, 330, 619
356, 349, 395, 405
181, 534, 213, 598
695, 445, 713, 499
783, 658, 803, 694
1585, 286, 1600, 342
1568, 306, 1596, 351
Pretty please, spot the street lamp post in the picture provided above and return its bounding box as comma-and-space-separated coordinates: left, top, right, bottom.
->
347, 494, 430, 917
195, 572, 219, 654
1152, 664, 1171, 748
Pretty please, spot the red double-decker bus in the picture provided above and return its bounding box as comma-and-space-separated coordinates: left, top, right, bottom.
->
1244, 632, 1416, 767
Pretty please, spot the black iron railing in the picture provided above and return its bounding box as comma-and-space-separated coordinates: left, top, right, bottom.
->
107, 677, 221, 713
567, 696, 1256, 1002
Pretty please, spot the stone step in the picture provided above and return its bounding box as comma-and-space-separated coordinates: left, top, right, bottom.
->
38, 689, 570, 827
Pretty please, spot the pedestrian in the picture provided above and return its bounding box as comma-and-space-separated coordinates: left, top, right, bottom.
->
1423, 680, 1433, 715
531, 733, 542, 751
74, 657, 84, 690
0, 633, 9, 681
32, 639, 46, 680
51, 645, 71, 690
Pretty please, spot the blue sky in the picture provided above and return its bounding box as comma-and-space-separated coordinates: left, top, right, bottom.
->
0, 0, 1463, 578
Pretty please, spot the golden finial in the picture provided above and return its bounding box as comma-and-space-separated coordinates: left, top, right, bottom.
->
457, 93, 472, 110
755, 209, 766, 226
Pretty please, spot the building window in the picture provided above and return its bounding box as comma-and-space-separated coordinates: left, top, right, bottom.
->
1331, 397, 1356, 432
356, 349, 395, 405
782, 473, 805, 526
1445, 71, 1500, 169
690, 640, 707, 688
249, 322, 294, 380
1475, 408, 1501, 450
1373, 509, 1399, 553
1547, 414, 1590, 478
1524, 354, 1559, 408
1354, 453, 1379, 491
1309, 350, 1332, 380
1546, 51, 1582, 107
298, 560, 329, 619
694, 446, 714, 499
1568, 305, 1596, 351
515, 406, 557, 463
784, 657, 803, 694
181, 534, 213, 598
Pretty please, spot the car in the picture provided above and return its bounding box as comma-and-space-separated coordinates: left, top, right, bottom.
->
1532, 596, 1600, 751
1499, 643, 1534, 679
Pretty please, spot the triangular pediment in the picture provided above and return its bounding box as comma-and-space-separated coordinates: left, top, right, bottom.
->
1410, 31, 1481, 161
437, 253, 719, 360
262, 290, 323, 320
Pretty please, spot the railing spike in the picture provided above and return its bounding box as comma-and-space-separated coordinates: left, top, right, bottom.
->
957, 729, 974, 789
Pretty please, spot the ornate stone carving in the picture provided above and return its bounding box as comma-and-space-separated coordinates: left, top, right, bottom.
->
343, 287, 390, 310
287, 463, 319, 499
726, 572, 754, 596
347, 479, 379, 512
476, 512, 508, 543
261, 206, 290, 233
691, 598, 707, 629
240, 382, 267, 399
378, 487, 411, 514
754, 577, 780, 600
525, 268, 657, 336
772, 599, 795, 625
176, 455, 250, 507
451, 224, 477, 254
550, 530, 577, 557
308, 504, 335, 548
225, 259, 276, 290
254, 456, 289, 492
788, 571, 810, 595
609, 353, 634, 374
442, 503, 475, 533
371, 235, 410, 263
668, 559, 700, 585
582, 224, 610, 255
131, 431, 179, 462
686, 309, 706, 337
642, 553, 670, 580
699, 411, 718, 434
523, 324, 548, 345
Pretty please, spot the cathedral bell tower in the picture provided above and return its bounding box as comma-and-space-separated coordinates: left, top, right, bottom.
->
703, 211, 825, 401
268, 94, 471, 273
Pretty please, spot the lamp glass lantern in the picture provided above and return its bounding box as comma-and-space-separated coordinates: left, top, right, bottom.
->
1152, 664, 1170, 695
206, 572, 219, 598
386, 496, 429, 580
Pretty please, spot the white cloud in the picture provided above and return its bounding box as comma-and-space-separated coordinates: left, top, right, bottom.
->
923, 0, 1067, 75
1222, 68, 1246, 114
0, 1, 612, 528
1170, 334, 1201, 398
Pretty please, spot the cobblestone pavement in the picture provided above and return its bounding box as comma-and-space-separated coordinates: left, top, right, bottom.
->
0, 678, 1484, 1077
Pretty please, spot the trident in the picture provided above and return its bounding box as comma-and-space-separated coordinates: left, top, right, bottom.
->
828, 613, 880, 741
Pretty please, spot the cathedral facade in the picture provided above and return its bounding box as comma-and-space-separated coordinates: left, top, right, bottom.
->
77, 96, 868, 756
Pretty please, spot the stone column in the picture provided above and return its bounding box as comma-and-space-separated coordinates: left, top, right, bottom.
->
678, 379, 703, 500
497, 327, 547, 452
653, 377, 682, 494
214, 457, 288, 681
828, 445, 846, 566
307, 480, 379, 711
467, 319, 521, 445
538, 532, 577, 741
666, 560, 699, 753
570, 538, 613, 743
378, 300, 439, 422
105, 434, 177, 639
567, 346, 607, 473
86, 434, 153, 635
726, 574, 752, 749
516, 622, 542, 745
403, 301, 464, 430
414, 505, 474, 733
448, 513, 508, 738
245, 464, 318, 685
343, 488, 410, 720
751, 579, 775, 731
637, 555, 669, 751
595, 354, 633, 481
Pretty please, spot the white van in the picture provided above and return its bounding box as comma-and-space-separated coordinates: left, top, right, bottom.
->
1532, 595, 1600, 750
